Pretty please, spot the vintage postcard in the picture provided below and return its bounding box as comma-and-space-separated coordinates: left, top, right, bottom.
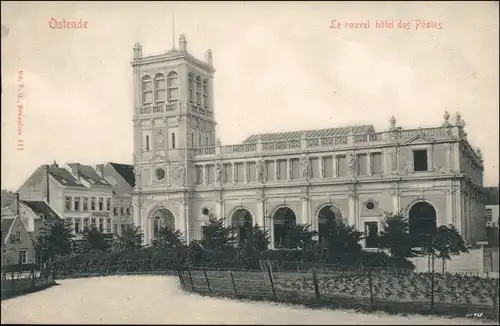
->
1, 1, 499, 325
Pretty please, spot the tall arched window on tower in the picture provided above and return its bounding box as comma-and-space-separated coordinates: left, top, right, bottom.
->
188, 73, 195, 102
167, 71, 179, 102
202, 79, 208, 108
154, 73, 166, 103
195, 76, 202, 105
142, 75, 153, 105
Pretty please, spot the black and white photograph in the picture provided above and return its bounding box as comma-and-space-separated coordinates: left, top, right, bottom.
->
1, 1, 499, 324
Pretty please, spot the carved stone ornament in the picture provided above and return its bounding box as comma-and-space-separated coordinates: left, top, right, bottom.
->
347, 152, 357, 169
215, 161, 223, 183
134, 166, 141, 179
178, 164, 186, 185
300, 155, 309, 179
256, 160, 264, 183
389, 116, 397, 131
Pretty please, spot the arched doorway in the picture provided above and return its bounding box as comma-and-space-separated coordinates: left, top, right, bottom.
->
408, 201, 437, 245
318, 205, 342, 243
231, 209, 253, 244
273, 207, 296, 248
152, 208, 175, 238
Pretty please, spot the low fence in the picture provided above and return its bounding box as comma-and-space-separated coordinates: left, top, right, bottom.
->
178, 264, 500, 321
51, 258, 180, 280
262, 259, 500, 279
1, 263, 56, 299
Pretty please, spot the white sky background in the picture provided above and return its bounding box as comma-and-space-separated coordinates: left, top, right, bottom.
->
1, 1, 498, 190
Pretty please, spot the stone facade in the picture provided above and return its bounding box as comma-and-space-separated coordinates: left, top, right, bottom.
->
132, 36, 487, 248
18, 163, 115, 238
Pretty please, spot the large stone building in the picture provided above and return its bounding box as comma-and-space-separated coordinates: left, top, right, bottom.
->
131, 35, 487, 248
96, 162, 136, 234
18, 162, 115, 238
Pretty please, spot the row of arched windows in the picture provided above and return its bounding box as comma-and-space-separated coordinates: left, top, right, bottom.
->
141, 72, 179, 105
188, 73, 209, 107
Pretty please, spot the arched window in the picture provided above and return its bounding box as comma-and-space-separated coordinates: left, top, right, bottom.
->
408, 201, 437, 246
154, 73, 165, 103
142, 75, 153, 105
154, 216, 161, 236
202, 79, 209, 108
273, 207, 297, 249
195, 76, 202, 105
231, 209, 253, 244
167, 71, 179, 102
188, 73, 195, 102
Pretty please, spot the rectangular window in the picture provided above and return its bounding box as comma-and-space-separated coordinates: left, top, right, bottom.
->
99, 218, 104, 232
98, 197, 104, 211
146, 135, 150, 151
18, 249, 27, 264
205, 137, 209, 146
106, 198, 111, 211
191, 133, 195, 148
65, 196, 71, 211
113, 223, 118, 234
357, 154, 368, 176
10, 231, 21, 244
247, 162, 256, 182
223, 164, 232, 184
413, 149, 428, 172
337, 156, 347, 176
195, 166, 203, 185
83, 197, 88, 211
485, 209, 493, 221
364, 222, 379, 249
120, 207, 124, 215
171, 133, 176, 149
202, 226, 208, 241
207, 165, 215, 184
265, 161, 275, 182
113, 207, 117, 216
236, 163, 245, 183
91, 197, 96, 210
106, 218, 112, 233
74, 197, 80, 211
91, 218, 96, 229
168, 88, 179, 100
278, 160, 287, 181
323, 156, 333, 178
291, 158, 300, 179
309, 158, 320, 179
84, 218, 89, 231
371, 153, 383, 175
75, 219, 80, 233
126, 207, 130, 215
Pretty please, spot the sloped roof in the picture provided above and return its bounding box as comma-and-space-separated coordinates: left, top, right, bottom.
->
484, 187, 499, 205
242, 125, 376, 143
49, 167, 85, 187
1, 218, 15, 244
68, 164, 111, 187
21, 201, 61, 222
109, 162, 136, 188
1, 218, 14, 233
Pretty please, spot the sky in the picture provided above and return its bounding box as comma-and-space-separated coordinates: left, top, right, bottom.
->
1, 1, 498, 190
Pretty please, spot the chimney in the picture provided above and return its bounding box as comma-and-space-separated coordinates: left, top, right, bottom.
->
45, 164, 50, 204
96, 164, 105, 177
71, 163, 81, 180
16, 192, 20, 217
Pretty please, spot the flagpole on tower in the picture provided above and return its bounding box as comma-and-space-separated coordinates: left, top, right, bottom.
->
172, 11, 175, 50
